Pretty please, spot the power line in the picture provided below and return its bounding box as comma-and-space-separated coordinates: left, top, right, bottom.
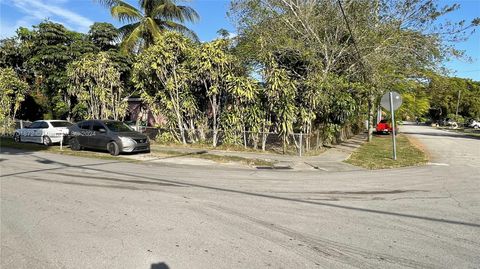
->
456, 69, 480, 73
337, 0, 367, 80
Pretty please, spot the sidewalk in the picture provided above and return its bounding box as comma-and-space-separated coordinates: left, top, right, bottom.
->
144, 133, 367, 171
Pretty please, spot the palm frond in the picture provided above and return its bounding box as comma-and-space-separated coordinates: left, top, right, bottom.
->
120, 23, 144, 52
145, 17, 162, 39
93, 0, 121, 8
140, 0, 164, 15
175, 5, 199, 23
151, 3, 199, 23
158, 20, 199, 42
110, 5, 142, 22
118, 22, 141, 36
111, 3, 142, 23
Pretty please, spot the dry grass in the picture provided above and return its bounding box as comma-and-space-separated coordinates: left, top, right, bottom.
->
1, 137, 274, 167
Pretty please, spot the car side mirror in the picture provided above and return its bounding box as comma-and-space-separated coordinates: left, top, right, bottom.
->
99, 128, 106, 133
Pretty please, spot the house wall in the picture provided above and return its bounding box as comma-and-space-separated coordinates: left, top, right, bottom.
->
126, 101, 166, 127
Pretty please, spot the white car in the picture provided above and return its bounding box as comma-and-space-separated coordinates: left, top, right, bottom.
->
469, 120, 480, 129
13, 120, 72, 146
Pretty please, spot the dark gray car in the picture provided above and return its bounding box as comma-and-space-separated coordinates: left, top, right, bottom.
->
68, 120, 150, 156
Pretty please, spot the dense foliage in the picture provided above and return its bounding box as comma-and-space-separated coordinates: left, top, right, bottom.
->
0, 67, 28, 134
229, 0, 479, 141
1, 0, 478, 151
67, 52, 128, 120
95, 0, 199, 52
0, 21, 130, 121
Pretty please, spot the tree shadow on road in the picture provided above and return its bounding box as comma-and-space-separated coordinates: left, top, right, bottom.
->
3, 154, 480, 229
402, 131, 480, 140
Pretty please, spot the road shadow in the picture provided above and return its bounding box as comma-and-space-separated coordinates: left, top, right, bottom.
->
402, 131, 480, 140
0, 142, 51, 156
4, 154, 479, 229
256, 166, 292, 170
151, 262, 169, 269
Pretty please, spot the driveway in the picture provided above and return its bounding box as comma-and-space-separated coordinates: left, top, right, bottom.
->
1, 125, 479, 268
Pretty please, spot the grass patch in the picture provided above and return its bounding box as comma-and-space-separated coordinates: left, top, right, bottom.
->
1, 136, 274, 167
149, 147, 275, 167
345, 134, 427, 169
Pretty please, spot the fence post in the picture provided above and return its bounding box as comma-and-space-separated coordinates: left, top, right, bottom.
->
299, 132, 303, 157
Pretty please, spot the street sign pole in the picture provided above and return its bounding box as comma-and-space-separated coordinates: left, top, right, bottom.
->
389, 92, 397, 160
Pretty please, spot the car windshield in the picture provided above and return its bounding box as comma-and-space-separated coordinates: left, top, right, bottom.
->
50, 121, 72, 127
104, 121, 133, 132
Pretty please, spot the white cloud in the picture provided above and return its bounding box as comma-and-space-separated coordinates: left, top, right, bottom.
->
2, 0, 93, 36
0, 14, 36, 38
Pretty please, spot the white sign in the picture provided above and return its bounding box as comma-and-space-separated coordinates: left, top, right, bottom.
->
380, 91, 402, 112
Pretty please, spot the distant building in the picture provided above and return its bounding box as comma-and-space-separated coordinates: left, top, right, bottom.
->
125, 97, 166, 127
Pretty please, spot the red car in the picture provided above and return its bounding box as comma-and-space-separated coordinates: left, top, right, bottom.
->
376, 120, 393, 134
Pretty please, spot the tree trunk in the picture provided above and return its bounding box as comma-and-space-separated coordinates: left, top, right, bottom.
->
243, 125, 247, 149
172, 66, 186, 144
211, 95, 218, 147
367, 94, 375, 142
262, 132, 267, 151
174, 104, 186, 144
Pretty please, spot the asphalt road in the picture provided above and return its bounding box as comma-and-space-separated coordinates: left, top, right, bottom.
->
1, 125, 479, 269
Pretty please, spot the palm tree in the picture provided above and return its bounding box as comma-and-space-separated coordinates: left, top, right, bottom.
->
95, 0, 199, 52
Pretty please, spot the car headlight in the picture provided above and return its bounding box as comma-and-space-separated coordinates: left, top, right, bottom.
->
119, 136, 136, 145
119, 136, 136, 152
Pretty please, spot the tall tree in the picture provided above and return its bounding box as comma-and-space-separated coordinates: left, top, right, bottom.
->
67, 52, 127, 120
230, 0, 479, 143
263, 59, 297, 154
26, 21, 97, 119
0, 67, 28, 134
190, 38, 235, 147
133, 32, 195, 144
89, 22, 120, 51
95, 0, 199, 52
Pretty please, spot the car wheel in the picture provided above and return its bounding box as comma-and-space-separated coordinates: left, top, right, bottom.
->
43, 136, 52, 146
107, 141, 120, 156
69, 137, 82, 151
14, 133, 21, 143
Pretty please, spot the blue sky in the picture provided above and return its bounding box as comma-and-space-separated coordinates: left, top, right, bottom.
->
0, 0, 478, 80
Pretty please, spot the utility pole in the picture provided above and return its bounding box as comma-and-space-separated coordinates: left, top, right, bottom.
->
455, 90, 461, 122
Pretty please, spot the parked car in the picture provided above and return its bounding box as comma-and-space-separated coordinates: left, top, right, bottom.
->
13, 120, 72, 146
68, 120, 150, 156
438, 118, 458, 128
468, 119, 480, 129
376, 120, 398, 134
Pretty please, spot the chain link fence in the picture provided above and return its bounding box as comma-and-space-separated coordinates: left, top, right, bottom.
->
142, 125, 361, 156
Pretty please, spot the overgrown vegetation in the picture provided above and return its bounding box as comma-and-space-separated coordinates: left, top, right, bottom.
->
0, 68, 28, 134
345, 135, 428, 169
1, 0, 478, 153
